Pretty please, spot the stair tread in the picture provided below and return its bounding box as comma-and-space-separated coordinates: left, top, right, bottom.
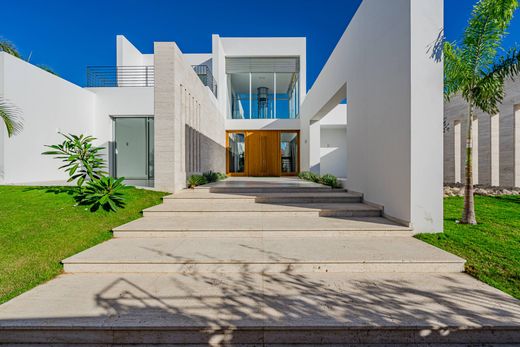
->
144, 201, 379, 212
163, 191, 359, 200
114, 215, 409, 232
0, 272, 517, 334
62, 236, 464, 264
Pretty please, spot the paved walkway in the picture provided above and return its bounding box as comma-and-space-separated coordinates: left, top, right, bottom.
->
0, 177, 519, 345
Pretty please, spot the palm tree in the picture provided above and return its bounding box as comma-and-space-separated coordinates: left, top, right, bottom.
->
0, 98, 23, 137
444, 0, 520, 224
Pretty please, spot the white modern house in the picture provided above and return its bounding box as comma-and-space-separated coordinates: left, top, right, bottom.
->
0, 0, 443, 232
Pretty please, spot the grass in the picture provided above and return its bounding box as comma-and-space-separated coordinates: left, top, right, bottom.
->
0, 185, 167, 304
416, 195, 520, 300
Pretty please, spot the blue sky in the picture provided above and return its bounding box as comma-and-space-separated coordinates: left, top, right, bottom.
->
2, 0, 520, 88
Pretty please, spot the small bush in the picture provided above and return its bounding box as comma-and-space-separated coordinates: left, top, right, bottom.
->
203, 170, 227, 183
187, 174, 208, 188
78, 176, 126, 212
320, 174, 341, 188
298, 171, 320, 183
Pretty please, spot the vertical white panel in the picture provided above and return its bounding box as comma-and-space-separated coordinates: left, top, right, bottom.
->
491, 113, 500, 186
454, 121, 461, 183
472, 116, 479, 185
515, 105, 520, 187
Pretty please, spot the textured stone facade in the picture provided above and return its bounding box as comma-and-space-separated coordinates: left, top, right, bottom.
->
444, 78, 520, 187
154, 42, 225, 193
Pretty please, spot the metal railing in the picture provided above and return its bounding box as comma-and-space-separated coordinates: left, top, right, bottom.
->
86, 65, 217, 95
86, 66, 155, 87
192, 64, 217, 97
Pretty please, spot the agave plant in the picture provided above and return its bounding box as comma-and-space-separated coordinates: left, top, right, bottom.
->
42, 133, 107, 187
0, 97, 23, 137
78, 176, 126, 212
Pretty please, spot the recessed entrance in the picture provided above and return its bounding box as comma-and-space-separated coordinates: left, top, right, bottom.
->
226, 130, 299, 177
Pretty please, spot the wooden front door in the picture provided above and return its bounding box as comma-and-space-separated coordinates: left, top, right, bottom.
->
246, 131, 280, 176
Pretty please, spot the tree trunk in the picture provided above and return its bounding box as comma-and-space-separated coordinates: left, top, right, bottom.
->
461, 102, 477, 224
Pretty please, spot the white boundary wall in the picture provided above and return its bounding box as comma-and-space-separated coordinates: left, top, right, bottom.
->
300, 0, 444, 232
0, 52, 95, 183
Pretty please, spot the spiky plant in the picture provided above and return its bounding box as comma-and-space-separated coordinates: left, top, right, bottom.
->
444, 0, 520, 224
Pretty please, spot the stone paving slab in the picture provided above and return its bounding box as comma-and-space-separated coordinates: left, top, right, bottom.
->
61, 236, 465, 273
0, 272, 518, 345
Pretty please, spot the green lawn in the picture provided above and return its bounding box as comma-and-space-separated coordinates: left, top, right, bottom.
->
416, 195, 520, 300
0, 185, 167, 304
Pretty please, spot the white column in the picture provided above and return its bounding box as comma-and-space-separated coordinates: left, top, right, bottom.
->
491, 113, 500, 186
309, 120, 321, 174
515, 105, 520, 187
454, 120, 461, 183
472, 115, 479, 185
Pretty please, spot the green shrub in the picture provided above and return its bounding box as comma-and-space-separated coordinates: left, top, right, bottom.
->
203, 170, 227, 183
320, 174, 341, 188
187, 174, 208, 188
43, 133, 127, 212
77, 176, 126, 212
42, 133, 106, 188
298, 171, 320, 183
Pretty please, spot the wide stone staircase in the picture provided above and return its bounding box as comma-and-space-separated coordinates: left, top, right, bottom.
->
0, 177, 519, 346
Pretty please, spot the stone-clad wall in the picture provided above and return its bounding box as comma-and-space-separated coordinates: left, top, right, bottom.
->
154, 42, 225, 193
444, 78, 520, 187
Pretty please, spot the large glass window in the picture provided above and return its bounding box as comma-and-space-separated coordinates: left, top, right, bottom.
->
226, 57, 300, 119
228, 132, 245, 173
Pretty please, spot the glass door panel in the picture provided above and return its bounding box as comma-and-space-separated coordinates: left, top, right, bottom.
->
280, 132, 299, 174
228, 132, 245, 174
114, 117, 154, 180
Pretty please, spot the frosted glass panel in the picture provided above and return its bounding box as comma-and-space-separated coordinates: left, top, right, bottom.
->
115, 118, 147, 179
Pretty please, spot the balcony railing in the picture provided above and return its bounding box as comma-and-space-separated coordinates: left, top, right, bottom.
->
192, 64, 217, 97
86, 65, 217, 96
86, 66, 155, 87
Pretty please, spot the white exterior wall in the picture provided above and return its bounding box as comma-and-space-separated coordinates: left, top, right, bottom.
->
300, 0, 444, 232
320, 128, 347, 178
86, 87, 154, 147
225, 119, 300, 131
0, 52, 95, 183
117, 35, 153, 67
320, 104, 347, 178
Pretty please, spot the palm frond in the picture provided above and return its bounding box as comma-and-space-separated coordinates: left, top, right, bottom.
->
0, 39, 21, 58
0, 97, 23, 137
461, 0, 518, 77
444, 41, 471, 100
473, 46, 520, 113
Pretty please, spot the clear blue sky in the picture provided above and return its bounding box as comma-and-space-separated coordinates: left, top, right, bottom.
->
2, 0, 520, 88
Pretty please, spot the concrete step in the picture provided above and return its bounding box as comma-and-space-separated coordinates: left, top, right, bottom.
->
164, 190, 362, 204
62, 236, 465, 273
1, 272, 518, 345
113, 215, 413, 238
142, 200, 381, 218
208, 186, 334, 193
255, 191, 362, 203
